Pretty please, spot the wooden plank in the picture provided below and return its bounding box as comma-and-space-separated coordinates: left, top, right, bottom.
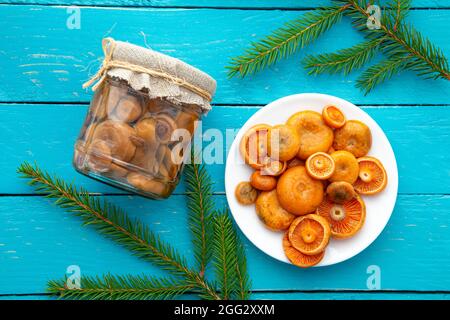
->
1, 5, 449, 104
0, 292, 449, 300
2, 0, 449, 9
0, 194, 449, 294
1, 104, 450, 194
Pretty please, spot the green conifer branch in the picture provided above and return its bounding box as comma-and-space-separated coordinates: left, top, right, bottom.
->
303, 37, 385, 75
212, 210, 251, 300
356, 54, 410, 94
185, 153, 214, 277
17, 161, 220, 300
48, 274, 193, 300
227, 5, 350, 78
227, 0, 449, 93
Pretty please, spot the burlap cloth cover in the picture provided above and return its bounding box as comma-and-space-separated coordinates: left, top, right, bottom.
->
84, 38, 217, 113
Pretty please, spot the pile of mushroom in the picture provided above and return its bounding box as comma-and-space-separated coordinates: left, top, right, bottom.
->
235, 105, 388, 268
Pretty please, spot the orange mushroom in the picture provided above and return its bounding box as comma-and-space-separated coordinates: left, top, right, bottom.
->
354, 156, 388, 195
333, 120, 372, 157
268, 124, 300, 161
255, 190, 295, 231
239, 124, 271, 169
316, 195, 366, 239
277, 166, 324, 215
305, 152, 335, 180
329, 150, 359, 184
235, 181, 258, 205
282, 233, 325, 268
250, 171, 277, 191
286, 111, 334, 159
288, 214, 331, 255
322, 105, 346, 129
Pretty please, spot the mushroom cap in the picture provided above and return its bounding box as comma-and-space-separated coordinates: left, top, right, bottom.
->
329, 150, 360, 184
268, 124, 300, 161
322, 105, 346, 129
326, 181, 356, 204
155, 113, 178, 144
276, 166, 324, 215
91, 120, 136, 162
288, 214, 331, 255
354, 156, 388, 195
282, 232, 324, 268
112, 96, 143, 123
135, 117, 157, 146
333, 120, 372, 157
250, 170, 277, 191
255, 190, 295, 231
316, 194, 366, 239
235, 181, 258, 205
286, 111, 334, 159
86, 139, 113, 173
239, 124, 271, 169
127, 172, 168, 196
305, 152, 335, 180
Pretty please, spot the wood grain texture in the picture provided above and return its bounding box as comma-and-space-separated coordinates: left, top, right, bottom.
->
0, 194, 449, 294
0, 292, 449, 300
2, 0, 450, 8
1, 104, 449, 195
1, 5, 449, 104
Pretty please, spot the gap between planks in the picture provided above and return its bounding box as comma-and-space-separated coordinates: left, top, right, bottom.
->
1, 3, 449, 11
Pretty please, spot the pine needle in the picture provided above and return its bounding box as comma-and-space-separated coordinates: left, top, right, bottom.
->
185, 153, 214, 277
48, 274, 192, 300
227, 0, 449, 93
356, 54, 411, 94
17, 161, 220, 300
227, 5, 349, 78
303, 37, 384, 75
212, 210, 251, 300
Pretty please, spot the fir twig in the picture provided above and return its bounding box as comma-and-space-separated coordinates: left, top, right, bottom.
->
17, 161, 220, 300
227, 5, 350, 78
356, 54, 410, 94
345, 0, 450, 86
228, 0, 449, 93
303, 37, 385, 75
212, 210, 251, 300
48, 274, 192, 300
185, 153, 214, 277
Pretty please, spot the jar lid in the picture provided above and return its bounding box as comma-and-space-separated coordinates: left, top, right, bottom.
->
84, 38, 217, 113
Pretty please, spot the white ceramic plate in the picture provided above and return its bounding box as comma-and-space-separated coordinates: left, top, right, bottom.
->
225, 93, 398, 267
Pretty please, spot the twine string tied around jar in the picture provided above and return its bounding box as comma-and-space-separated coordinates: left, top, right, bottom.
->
82, 37, 213, 102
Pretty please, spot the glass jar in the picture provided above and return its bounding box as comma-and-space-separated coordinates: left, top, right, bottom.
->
73, 77, 202, 198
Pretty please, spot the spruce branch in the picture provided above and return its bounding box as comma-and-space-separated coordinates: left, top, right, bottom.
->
227, 5, 350, 78
303, 37, 384, 75
356, 54, 410, 94
17, 161, 220, 300
185, 153, 214, 277
346, 0, 450, 81
48, 274, 192, 300
212, 210, 251, 300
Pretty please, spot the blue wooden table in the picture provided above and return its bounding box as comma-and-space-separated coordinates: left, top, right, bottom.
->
0, 0, 449, 300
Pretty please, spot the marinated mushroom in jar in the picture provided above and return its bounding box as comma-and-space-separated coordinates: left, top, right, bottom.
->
111, 96, 143, 123
91, 120, 136, 162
